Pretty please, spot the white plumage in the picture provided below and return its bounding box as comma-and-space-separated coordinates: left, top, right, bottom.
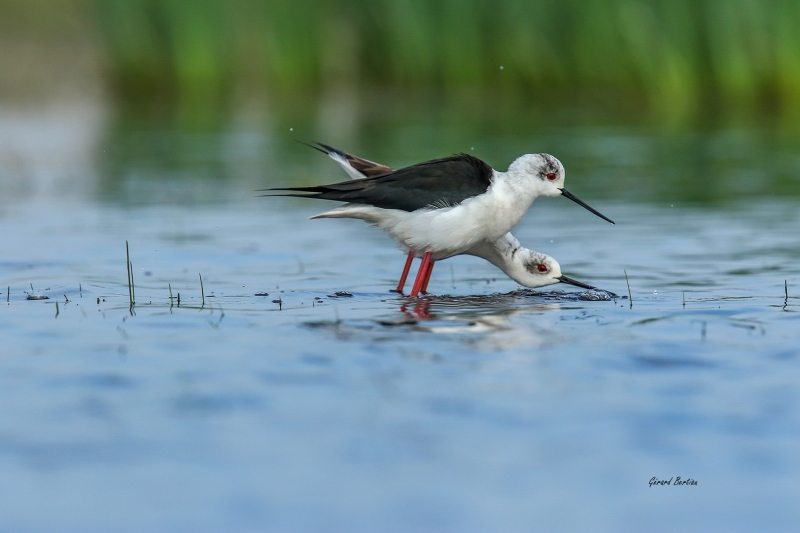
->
310, 146, 598, 291
312, 154, 569, 258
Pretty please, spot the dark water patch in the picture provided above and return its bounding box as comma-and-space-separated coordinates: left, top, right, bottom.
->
658, 280, 716, 287
158, 232, 213, 243
770, 350, 798, 361
694, 296, 757, 302
0, 432, 153, 469
728, 268, 758, 276
425, 397, 475, 418
80, 373, 138, 389
77, 396, 117, 420
376, 317, 422, 327
728, 322, 759, 331
0, 262, 36, 270
174, 392, 264, 415
630, 316, 670, 326
45, 373, 138, 390
632, 354, 716, 369
301, 354, 334, 366
258, 371, 334, 387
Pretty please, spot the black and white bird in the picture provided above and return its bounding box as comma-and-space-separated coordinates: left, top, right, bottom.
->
266, 143, 610, 296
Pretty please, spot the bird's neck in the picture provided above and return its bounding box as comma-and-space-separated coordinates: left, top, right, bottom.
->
488, 172, 541, 228
468, 234, 526, 282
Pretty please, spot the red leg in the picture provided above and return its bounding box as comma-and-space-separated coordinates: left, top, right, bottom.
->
420, 260, 435, 294
392, 252, 415, 293
409, 252, 432, 297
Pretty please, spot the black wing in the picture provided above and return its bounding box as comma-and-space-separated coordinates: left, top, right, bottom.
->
269, 153, 494, 212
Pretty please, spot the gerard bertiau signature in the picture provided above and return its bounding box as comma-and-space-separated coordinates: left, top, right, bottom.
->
649, 476, 697, 487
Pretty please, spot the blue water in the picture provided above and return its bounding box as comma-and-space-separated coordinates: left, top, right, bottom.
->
2, 114, 800, 532
2, 193, 799, 532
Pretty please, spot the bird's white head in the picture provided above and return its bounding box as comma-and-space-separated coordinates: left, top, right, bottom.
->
507, 250, 564, 288
505, 152, 615, 224
506, 249, 597, 291
506, 153, 565, 198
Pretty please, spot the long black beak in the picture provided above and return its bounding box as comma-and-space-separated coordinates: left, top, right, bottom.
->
557, 275, 597, 290
559, 188, 615, 224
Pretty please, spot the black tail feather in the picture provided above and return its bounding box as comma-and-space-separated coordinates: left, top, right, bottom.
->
314, 142, 348, 158
257, 193, 323, 198
295, 140, 328, 155
295, 140, 348, 159
264, 186, 328, 193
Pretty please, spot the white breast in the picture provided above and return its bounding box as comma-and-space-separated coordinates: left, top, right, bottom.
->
378, 174, 534, 259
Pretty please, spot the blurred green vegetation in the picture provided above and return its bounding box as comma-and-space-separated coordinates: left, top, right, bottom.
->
4, 0, 800, 205
93, 0, 800, 118
3, 0, 800, 122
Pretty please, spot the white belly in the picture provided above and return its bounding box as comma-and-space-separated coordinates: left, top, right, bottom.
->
381, 191, 531, 259
310, 174, 537, 260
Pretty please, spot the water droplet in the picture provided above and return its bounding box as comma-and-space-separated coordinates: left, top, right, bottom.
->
499, 66, 504, 70
289, 127, 293, 131
550, 239, 554, 243
471, 147, 474, 150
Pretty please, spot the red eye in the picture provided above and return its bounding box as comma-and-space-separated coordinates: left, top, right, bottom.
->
546, 173, 557, 181
537, 264, 547, 273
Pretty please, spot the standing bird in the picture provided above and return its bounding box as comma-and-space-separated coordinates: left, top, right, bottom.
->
266, 143, 612, 295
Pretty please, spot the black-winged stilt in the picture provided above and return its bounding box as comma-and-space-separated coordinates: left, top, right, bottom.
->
266, 143, 611, 296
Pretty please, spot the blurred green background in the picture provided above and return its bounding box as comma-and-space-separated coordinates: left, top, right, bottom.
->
4, 0, 800, 119
97, 0, 800, 121
2, 0, 800, 202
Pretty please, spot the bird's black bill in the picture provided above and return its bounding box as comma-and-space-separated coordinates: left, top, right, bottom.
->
557, 275, 596, 290
559, 188, 615, 225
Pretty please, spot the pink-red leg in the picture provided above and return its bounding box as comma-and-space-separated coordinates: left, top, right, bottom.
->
393, 252, 415, 293
409, 252, 432, 297
420, 260, 435, 294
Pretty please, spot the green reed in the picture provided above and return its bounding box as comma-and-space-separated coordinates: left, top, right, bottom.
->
93, 0, 800, 116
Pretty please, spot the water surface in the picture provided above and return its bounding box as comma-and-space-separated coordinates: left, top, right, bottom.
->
1, 115, 799, 532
